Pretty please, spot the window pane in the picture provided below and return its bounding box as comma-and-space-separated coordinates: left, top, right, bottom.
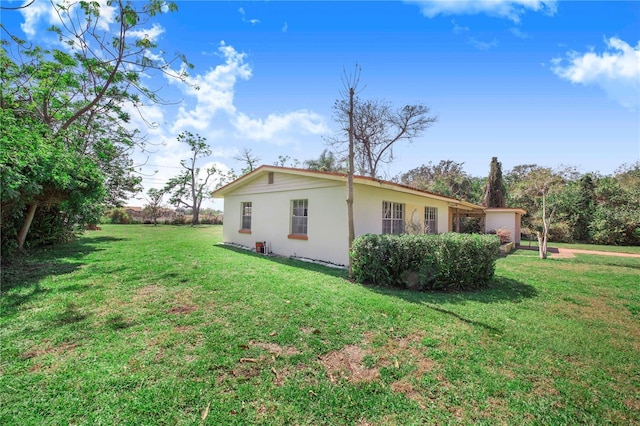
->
382, 201, 404, 234
383, 201, 392, 219
425, 207, 437, 234
291, 199, 308, 235
241, 202, 252, 230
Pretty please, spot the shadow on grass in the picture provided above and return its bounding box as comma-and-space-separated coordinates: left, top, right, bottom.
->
214, 244, 349, 279
364, 276, 538, 305
1, 236, 128, 316
361, 277, 538, 333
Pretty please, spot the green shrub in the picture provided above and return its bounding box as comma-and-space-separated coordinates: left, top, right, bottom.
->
109, 208, 131, 224
171, 216, 187, 225
351, 233, 500, 291
548, 222, 572, 243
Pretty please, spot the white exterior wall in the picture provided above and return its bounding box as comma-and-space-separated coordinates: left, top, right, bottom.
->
218, 170, 479, 266
353, 184, 452, 236
221, 172, 350, 266
485, 211, 521, 244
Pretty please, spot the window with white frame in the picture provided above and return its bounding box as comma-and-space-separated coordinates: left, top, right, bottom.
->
291, 199, 308, 235
382, 201, 404, 234
425, 207, 438, 234
241, 202, 252, 230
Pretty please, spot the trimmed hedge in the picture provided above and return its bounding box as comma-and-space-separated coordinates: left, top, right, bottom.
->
350, 233, 501, 291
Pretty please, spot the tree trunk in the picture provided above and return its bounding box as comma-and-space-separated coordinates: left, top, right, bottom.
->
537, 192, 549, 259
17, 202, 38, 251
536, 231, 547, 259
347, 87, 356, 277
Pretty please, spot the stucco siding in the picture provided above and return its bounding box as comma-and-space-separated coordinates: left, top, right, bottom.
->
222, 185, 350, 266
214, 167, 510, 266
229, 171, 343, 196
485, 211, 520, 243
353, 184, 452, 236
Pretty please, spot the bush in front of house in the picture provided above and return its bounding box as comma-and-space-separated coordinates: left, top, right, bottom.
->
350, 233, 501, 291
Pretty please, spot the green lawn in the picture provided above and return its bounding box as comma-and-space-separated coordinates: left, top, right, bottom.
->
1, 225, 638, 425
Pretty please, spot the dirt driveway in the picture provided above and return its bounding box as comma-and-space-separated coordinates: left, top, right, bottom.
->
518, 246, 640, 259
552, 248, 640, 259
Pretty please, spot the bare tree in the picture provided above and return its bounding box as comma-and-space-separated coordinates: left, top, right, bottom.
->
234, 147, 261, 175
337, 65, 362, 277
164, 132, 226, 226
331, 97, 437, 178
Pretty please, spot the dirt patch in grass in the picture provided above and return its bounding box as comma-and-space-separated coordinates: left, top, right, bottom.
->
133, 284, 162, 301
231, 358, 264, 380
167, 305, 197, 315
529, 375, 560, 398
22, 340, 80, 373
390, 380, 427, 409
21, 340, 79, 360
250, 341, 301, 357
318, 331, 438, 390
319, 344, 380, 383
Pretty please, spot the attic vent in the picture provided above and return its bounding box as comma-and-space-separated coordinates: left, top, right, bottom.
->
268, 172, 274, 184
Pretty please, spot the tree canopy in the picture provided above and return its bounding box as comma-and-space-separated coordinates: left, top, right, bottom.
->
1, 0, 190, 254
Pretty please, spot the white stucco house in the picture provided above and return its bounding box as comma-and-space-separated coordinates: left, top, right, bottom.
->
212, 165, 525, 266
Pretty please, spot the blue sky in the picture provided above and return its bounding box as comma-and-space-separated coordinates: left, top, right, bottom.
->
4, 0, 640, 207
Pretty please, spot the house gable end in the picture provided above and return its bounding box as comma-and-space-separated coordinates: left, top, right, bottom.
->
230, 171, 344, 196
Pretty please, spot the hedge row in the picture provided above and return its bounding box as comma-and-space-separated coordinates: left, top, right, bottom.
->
350, 233, 501, 291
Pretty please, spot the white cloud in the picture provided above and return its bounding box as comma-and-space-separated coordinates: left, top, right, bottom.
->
238, 6, 260, 25
19, 0, 51, 37
20, 0, 116, 38
128, 23, 165, 43
509, 27, 530, 39
171, 42, 252, 133
451, 19, 469, 34
407, 0, 557, 23
551, 37, 640, 110
233, 111, 329, 145
469, 37, 499, 50
127, 40, 331, 207
282, 21, 289, 33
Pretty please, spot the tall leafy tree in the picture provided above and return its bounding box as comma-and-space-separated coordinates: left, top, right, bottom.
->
398, 160, 482, 202
142, 188, 165, 226
574, 174, 595, 241
482, 157, 506, 208
508, 166, 575, 258
589, 163, 640, 245
304, 149, 343, 173
1, 0, 190, 252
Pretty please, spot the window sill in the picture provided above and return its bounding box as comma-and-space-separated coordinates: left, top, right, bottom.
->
287, 234, 308, 240
238, 229, 252, 234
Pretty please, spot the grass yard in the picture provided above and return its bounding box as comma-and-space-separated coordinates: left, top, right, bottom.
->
1, 225, 639, 425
